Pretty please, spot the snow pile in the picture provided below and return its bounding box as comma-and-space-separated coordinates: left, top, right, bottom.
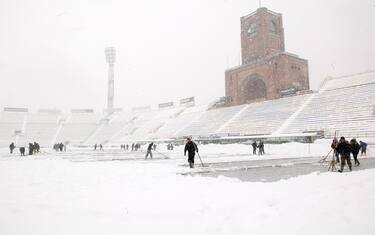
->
0, 157, 374, 235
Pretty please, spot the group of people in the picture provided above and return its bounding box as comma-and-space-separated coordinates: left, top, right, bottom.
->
131, 143, 141, 151
8, 135, 369, 172
53, 143, 66, 152
251, 141, 265, 155
93, 144, 103, 150
140, 138, 197, 167
167, 143, 174, 150
331, 137, 367, 172
9, 142, 40, 156
120, 144, 129, 150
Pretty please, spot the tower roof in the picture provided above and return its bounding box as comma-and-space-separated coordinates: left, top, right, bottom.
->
241, 7, 281, 20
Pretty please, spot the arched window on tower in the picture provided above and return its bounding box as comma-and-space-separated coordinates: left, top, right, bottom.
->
247, 22, 257, 36
270, 20, 277, 33
240, 76, 267, 103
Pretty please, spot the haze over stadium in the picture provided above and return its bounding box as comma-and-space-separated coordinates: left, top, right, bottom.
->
0, 0, 374, 111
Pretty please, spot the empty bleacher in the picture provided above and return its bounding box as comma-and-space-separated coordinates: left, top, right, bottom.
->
219, 95, 311, 136
155, 105, 208, 139
178, 105, 245, 137
0, 111, 26, 147
110, 111, 158, 143
130, 107, 185, 139
282, 72, 375, 137
1, 71, 375, 147
55, 113, 102, 145
23, 112, 60, 147
85, 111, 139, 145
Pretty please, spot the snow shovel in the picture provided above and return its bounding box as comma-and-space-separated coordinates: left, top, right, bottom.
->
196, 151, 207, 167
154, 150, 171, 159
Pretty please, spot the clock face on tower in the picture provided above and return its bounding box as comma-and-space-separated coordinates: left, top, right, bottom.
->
247, 22, 257, 36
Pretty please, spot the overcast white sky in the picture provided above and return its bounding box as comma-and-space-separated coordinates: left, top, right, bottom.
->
0, 0, 374, 112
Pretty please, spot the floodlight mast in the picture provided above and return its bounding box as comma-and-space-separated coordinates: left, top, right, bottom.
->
105, 47, 116, 114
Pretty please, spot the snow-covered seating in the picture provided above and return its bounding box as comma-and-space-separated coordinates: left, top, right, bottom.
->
283, 71, 375, 138
177, 105, 245, 137
111, 110, 158, 142
0, 111, 27, 146
85, 112, 139, 145
322, 71, 375, 91
155, 105, 208, 138
1, 71, 374, 147
55, 113, 102, 145
23, 113, 60, 147
130, 107, 185, 139
218, 95, 310, 136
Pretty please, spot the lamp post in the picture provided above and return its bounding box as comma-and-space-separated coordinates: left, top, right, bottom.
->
105, 47, 116, 114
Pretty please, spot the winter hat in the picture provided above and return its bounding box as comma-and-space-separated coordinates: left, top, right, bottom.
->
340, 136, 345, 140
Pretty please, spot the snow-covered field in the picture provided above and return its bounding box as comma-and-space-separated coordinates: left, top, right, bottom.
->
0, 141, 374, 235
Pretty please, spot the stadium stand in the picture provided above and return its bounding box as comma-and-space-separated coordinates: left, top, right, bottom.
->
0, 71, 374, 147
281, 71, 375, 138
85, 111, 139, 145
54, 112, 102, 145
0, 111, 26, 147
22, 112, 60, 147
155, 105, 208, 139
217, 95, 311, 136
178, 105, 245, 137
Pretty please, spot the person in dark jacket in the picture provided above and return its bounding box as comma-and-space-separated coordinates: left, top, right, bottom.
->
251, 141, 257, 155
336, 137, 352, 172
19, 146, 25, 156
59, 143, 64, 152
9, 142, 15, 154
34, 142, 40, 153
53, 144, 58, 151
359, 141, 368, 156
331, 137, 340, 163
184, 137, 198, 168
350, 138, 360, 166
28, 143, 34, 155
145, 142, 153, 159
258, 141, 265, 155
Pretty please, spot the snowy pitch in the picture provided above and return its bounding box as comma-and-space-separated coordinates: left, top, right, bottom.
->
0, 141, 374, 235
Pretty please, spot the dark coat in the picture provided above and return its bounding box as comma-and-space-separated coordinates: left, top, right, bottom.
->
184, 141, 198, 156
360, 142, 367, 150
350, 142, 360, 155
147, 143, 153, 151
337, 141, 351, 156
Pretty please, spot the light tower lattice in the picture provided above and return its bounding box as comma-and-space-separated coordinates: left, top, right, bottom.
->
105, 47, 116, 113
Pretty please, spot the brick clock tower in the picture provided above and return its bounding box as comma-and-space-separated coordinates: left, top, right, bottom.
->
225, 7, 309, 106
